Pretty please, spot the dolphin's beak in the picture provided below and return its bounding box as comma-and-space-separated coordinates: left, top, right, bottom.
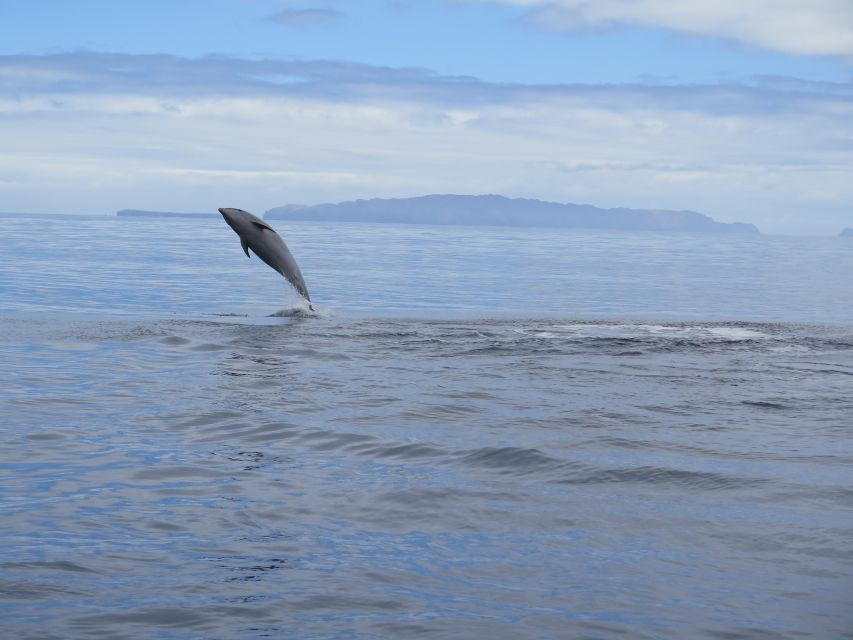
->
219, 208, 238, 231
219, 208, 237, 225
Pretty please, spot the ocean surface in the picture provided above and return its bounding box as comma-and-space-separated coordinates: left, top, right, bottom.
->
1, 215, 852, 639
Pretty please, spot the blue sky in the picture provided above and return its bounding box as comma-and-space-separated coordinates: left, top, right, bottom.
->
1, 0, 852, 233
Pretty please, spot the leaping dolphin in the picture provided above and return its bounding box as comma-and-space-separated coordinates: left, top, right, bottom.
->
219, 207, 313, 310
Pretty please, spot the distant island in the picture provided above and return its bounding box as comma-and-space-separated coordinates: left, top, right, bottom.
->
840, 228, 853, 237
265, 195, 759, 234
117, 209, 216, 218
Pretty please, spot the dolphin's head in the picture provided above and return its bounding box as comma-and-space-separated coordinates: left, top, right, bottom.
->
220, 206, 278, 237
219, 207, 249, 233
220, 207, 267, 239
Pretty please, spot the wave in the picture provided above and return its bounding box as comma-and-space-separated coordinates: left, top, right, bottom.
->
181, 417, 770, 493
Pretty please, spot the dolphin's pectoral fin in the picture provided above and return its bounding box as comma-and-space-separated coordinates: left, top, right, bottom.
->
251, 220, 276, 232
241, 237, 251, 257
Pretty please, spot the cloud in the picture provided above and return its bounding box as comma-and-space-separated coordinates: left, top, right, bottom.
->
1, 52, 852, 233
265, 8, 344, 27
0, 52, 471, 101
483, 0, 853, 58
4, 51, 850, 111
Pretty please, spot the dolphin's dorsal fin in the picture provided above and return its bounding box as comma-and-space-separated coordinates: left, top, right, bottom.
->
241, 237, 251, 257
251, 220, 275, 232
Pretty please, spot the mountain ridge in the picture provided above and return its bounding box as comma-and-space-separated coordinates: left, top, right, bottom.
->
265, 194, 759, 234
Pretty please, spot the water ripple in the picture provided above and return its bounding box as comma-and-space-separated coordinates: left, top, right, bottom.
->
2, 312, 852, 638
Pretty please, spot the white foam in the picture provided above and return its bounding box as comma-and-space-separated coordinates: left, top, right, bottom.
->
527, 323, 771, 342
703, 327, 767, 341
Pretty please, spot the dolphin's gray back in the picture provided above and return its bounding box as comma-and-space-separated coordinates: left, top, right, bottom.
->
242, 212, 311, 301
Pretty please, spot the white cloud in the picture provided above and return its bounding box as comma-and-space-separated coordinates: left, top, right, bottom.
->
486, 0, 853, 57
1, 53, 852, 233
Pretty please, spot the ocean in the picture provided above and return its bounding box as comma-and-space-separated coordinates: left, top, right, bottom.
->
1, 215, 852, 639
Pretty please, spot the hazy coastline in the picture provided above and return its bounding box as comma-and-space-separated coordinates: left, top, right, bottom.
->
264, 194, 759, 234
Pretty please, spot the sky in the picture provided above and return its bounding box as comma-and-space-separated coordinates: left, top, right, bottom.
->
1, 0, 852, 234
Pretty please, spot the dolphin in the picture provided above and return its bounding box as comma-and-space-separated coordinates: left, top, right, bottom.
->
219, 207, 313, 310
